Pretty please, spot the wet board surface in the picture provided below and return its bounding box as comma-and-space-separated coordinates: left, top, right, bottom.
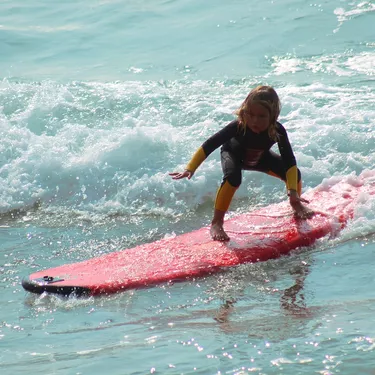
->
22, 170, 375, 296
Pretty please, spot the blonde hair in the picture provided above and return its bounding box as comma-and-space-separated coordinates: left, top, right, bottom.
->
236, 86, 281, 141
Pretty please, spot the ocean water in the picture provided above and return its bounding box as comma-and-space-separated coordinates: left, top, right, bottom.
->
1, 0, 375, 374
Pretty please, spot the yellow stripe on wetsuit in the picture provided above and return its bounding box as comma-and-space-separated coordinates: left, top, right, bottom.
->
214, 180, 238, 212
286, 165, 298, 193
186, 147, 237, 212
185, 147, 206, 173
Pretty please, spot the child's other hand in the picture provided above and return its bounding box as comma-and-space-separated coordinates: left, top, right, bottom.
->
169, 170, 193, 180
288, 190, 314, 219
288, 190, 309, 204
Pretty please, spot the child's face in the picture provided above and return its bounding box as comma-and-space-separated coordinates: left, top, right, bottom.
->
243, 102, 270, 133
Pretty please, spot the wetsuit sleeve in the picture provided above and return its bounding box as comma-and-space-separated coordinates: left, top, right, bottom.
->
185, 147, 206, 172
185, 121, 239, 173
286, 166, 298, 191
276, 123, 298, 191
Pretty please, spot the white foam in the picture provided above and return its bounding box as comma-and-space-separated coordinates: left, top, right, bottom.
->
270, 51, 375, 77
334, 2, 375, 23
1, 80, 375, 225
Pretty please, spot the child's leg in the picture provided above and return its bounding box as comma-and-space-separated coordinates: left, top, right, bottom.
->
254, 151, 302, 194
214, 180, 238, 212
211, 151, 241, 241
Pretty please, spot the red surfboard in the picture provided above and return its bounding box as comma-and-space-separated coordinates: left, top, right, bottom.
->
22, 170, 375, 296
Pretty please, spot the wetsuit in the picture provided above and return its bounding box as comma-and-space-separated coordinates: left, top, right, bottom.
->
185, 120, 302, 211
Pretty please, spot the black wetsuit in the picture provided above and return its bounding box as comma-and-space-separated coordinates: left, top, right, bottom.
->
199, 120, 300, 187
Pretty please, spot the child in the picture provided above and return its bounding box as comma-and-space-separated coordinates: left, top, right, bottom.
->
170, 86, 314, 241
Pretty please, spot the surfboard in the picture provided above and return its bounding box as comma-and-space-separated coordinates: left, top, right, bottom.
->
22, 170, 375, 297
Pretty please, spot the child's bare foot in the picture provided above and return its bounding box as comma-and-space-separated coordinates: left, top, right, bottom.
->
210, 223, 230, 241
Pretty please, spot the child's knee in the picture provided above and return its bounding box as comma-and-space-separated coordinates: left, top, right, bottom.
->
226, 174, 242, 188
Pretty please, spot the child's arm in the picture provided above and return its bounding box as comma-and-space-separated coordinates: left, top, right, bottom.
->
169, 147, 206, 180
170, 121, 238, 179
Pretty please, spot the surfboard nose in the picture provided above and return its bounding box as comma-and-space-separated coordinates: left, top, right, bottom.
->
21, 276, 90, 297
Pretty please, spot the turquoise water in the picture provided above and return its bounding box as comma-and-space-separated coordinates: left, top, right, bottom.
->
1, 0, 375, 374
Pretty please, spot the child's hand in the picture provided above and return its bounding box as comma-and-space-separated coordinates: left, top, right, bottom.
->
288, 190, 314, 219
169, 170, 193, 180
